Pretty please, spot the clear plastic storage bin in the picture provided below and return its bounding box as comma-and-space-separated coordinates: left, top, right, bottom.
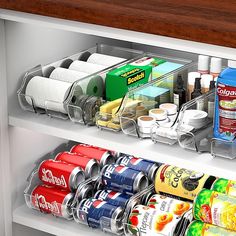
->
17, 44, 143, 120
177, 90, 236, 159
119, 62, 196, 139
95, 54, 193, 132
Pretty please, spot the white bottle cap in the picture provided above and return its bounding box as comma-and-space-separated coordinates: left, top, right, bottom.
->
188, 72, 201, 85
210, 57, 222, 73
201, 74, 213, 88
159, 103, 178, 115
198, 55, 209, 71
228, 60, 236, 68
149, 108, 167, 121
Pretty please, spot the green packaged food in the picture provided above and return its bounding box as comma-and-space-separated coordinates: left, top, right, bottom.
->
194, 189, 236, 231
212, 178, 236, 197
185, 220, 236, 236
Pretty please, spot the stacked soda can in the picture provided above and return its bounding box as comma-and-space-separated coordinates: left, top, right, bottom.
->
72, 161, 150, 234
26, 143, 119, 220
70, 143, 116, 167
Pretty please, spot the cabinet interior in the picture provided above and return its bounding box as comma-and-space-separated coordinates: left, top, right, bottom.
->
2, 19, 228, 236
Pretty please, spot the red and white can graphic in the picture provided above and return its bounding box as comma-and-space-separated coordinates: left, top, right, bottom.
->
30, 185, 74, 219
71, 144, 115, 166
38, 159, 85, 192
55, 152, 100, 178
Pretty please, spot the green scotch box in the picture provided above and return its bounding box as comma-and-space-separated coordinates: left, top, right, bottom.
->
105, 57, 166, 101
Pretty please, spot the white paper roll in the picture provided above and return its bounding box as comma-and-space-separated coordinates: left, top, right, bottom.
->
25, 76, 72, 113
87, 53, 126, 66
69, 60, 106, 74
49, 67, 89, 83
77, 75, 105, 97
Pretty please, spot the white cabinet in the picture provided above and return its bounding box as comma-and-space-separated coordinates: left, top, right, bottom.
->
0, 9, 236, 236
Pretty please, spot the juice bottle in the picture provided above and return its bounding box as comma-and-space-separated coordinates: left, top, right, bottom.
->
214, 60, 236, 141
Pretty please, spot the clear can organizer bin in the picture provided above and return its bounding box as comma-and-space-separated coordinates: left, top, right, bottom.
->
64, 46, 144, 125
177, 90, 236, 159
17, 44, 143, 120
95, 53, 193, 133
72, 175, 155, 235
24, 170, 76, 220
24, 141, 101, 220
118, 61, 195, 140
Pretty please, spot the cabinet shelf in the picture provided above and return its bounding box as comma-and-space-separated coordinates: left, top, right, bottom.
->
9, 108, 236, 180
13, 204, 108, 236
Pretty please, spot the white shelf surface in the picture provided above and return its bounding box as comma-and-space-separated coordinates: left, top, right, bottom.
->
13, 204, 108, 236
9, 108, 236, 180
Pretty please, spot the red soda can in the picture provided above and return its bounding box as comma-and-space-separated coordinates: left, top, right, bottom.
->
30, 185, 74, 219
71, 144, 115, 166
38, 159, 85, 192
55, 152, 100, 178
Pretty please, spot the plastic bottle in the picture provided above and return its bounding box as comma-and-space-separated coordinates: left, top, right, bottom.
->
201, 74, 213, 94
191, 78, 202, 99
210, 57, 222, 79
191, 78, 205, 110
214, 60, 236, 141
208, 81, 216, 118
173, 75, 186, 109
187, 72, 201, 101
198, 55, 209, 74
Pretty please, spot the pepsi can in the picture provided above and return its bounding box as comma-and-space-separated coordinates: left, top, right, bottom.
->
94, 189, 139, 213
101, 164, 149, 194
74, 198, 124, 234
116, 155, 161, 181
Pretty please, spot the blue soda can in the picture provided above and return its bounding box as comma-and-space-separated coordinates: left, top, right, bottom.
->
101, 164, 149, 194
116, 155, 162, 181
74, 198, 123, 233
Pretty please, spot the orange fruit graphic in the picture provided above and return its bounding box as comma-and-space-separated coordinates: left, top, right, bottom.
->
173, 202, 190, 216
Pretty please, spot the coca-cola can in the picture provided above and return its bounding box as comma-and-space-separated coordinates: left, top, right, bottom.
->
71, 144, 115, 167
38, 159, 85, 192
30, 185, 74, 219
55, 152, 100, 178
77, 143, 120, 158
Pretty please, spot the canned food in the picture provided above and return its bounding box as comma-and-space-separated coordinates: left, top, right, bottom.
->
155, 164, 216, 201
30, 185, 74, 219
212, 178, 236, 197
147, 194, 192, 217
116, 155, 161, 181
127, 204, 190, 236
185, 220, 236, 236
55, 152, 100, 178
101, 164, 149, 194
38, 159, 85, 192
71, 144, 115, 166
74, 198, 124, 233
193, 189, 236, 231
94, 189, 139, 211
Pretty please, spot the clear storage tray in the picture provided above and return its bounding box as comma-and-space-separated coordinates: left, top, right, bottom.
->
17, 44, 143, 120
119, 62, 196, 139
72, 175, 155, 235
176, 90, 236, 159
95, 54, 193, 132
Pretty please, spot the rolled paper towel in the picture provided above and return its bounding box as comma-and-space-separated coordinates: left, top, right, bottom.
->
25, 76, 72, 113
77, 75, 105, 97
87, 53, 126, 66
69, 60, 106, 74
49, 67, 89, 83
